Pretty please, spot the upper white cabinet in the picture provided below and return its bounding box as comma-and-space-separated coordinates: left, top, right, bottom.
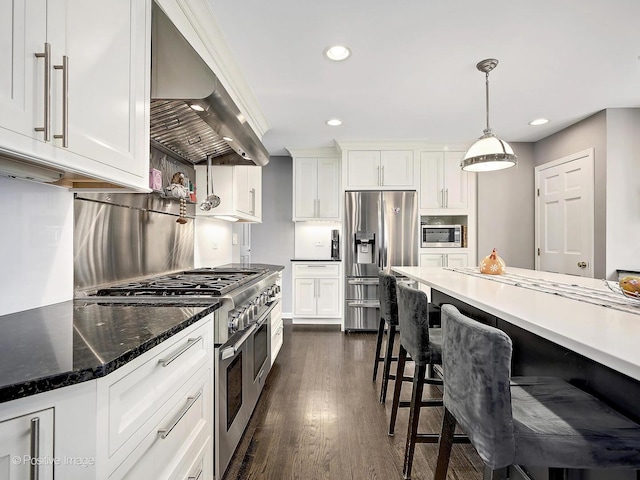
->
420, 151, 469, 211
0, 0, 151, 191
292, 156, 340, 221
346, 150, 414, 189
195, 164, 262, 222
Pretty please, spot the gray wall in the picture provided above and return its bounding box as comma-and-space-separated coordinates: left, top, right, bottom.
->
533, 111, 607, 278
250, 156, 295, 314
477, 142, 535, 269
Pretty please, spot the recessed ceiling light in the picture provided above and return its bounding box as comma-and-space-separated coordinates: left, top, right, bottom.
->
529, 118, 549, 126
222, 136, 233, 142
189, 104, 205, 112
326, 119, 342, 126
324, 45, 351, 61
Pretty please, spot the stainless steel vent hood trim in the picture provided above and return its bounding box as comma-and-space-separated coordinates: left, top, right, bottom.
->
150, 4, 269, 167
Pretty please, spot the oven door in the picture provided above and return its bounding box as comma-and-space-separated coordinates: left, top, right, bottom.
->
215, 325, 256, 480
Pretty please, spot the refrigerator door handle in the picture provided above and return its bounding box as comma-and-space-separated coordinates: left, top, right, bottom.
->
347, 279, 379, 285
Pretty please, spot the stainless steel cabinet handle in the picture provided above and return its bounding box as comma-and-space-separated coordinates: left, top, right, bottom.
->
53, 55, 69, 147
158, 336, 202, 367
305, 265, 327, 268
317, 198, 320, 216
347, 300, 380, 308
381, 165, 385, 185
250, 188, 256, 215
188, 469, 203, 480
377, 166, 381, 186
30, 417, 40, 480
34, 43, 51, 141
157, 390, 202, 439
445, 188, 449, 208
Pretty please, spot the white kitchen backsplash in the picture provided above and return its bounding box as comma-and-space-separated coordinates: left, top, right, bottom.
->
0, 177, 74, 315
194, 217, 234, 267
294, 222, 341, 259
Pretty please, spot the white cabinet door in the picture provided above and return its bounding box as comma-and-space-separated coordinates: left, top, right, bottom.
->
420, 253, 445, 268
293, 278, 316, 316
234, 165, 261, 218
316, 157, 340, 219
316, 278, 340, 317
442, 152, 468, 209
0, 0, 47, 141
346, 150, 380, 187
420, 152, 445, 209
248, 166, 261, 219
446, 253, 468, 268
0, 408, 54, 480
293, 157, 318, 219
61, 0, 150, 181
380, 150, 414, 187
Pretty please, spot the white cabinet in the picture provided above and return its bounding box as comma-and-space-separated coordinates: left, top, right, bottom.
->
270, 299, 284, 363
293, 156, 340, 221
0, 0, 151, 191
195, 164, 262, 222
346, 150, 414, 189
420, 151, 469, 210
292, 263, 341, 321
420, 252, 468, 268
0, 408, 54, 480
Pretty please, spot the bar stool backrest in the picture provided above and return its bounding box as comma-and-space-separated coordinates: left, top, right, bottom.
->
396, 282, 434, 366
378, 271, 399, 327
441, 304, 516, 469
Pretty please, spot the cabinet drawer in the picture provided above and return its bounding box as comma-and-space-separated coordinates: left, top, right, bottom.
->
107, 318, 212, 457
293, 263, 340, 277
111, 366, 211, 480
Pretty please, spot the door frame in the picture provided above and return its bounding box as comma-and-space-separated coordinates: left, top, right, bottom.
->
534, 148, 594, 276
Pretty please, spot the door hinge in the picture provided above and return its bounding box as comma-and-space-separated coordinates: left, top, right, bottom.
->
537, 188, 540, 197
537, 248, 540, 256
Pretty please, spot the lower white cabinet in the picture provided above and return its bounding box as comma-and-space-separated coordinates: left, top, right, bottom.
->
420, 252, 468, 268
292, 263, 341, 321
0, 408, 54, 480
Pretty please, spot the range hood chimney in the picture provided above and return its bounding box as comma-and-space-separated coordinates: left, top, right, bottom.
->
150, 4, 269, 166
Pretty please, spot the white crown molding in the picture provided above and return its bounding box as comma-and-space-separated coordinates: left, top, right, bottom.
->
335, 139, 471, 152
286, 147, 340, 158
159, 0, 271, 139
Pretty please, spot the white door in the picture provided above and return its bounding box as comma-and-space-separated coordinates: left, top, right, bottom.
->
346, 151, 380, 187
293, 158, 318, 219
316, 157, 340, 219
442, 152, 468, 210
293, 279, 316, 316
316, 278, 340, 317
380, 151, 414, 187
420, 152, 444, 209
536, 149, 594, 277
446, 253, 468, 268
420, 253, 445, 268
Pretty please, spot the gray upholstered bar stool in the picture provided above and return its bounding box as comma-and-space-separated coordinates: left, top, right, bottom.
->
390, 282, 466, 480
374, 272, 441, 404
435, 304, 640, 480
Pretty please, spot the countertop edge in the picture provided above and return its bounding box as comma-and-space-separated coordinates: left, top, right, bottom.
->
0, 303, 220, 404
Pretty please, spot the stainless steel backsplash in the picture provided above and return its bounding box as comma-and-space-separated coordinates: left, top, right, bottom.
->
74, 192, 195, 292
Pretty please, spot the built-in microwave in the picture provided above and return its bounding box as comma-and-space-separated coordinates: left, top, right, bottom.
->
421, 224, 462, 248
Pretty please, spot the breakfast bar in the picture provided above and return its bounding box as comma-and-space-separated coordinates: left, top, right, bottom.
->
392, 266, 640, 479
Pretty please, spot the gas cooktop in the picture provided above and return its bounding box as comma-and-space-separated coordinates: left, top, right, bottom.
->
94, 267, 270, 297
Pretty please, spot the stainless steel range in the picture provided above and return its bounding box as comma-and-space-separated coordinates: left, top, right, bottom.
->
79, 265, 282, 479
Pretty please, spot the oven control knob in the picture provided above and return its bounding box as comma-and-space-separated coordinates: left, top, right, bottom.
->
246, 306, 255, 322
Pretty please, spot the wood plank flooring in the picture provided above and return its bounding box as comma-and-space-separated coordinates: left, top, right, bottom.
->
222, 324, 483, 480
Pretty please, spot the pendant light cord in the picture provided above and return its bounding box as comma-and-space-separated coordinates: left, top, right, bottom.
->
484, 71, 492, 135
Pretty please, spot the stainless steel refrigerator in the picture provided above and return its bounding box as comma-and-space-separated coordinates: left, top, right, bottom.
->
344, 190, 418, 331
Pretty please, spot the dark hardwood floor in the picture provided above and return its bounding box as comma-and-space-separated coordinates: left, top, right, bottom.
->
222, 323, 483, 480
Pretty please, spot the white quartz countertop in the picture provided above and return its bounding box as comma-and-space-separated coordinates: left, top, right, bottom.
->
391, 266, 640, 381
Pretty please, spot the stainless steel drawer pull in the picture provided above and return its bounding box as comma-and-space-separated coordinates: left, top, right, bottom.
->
53, 55, 69, 147
30, 417, 40, 480
188, 468, 203, 480
157, 390, 202, 439
158, 336, 202, 367
305, 265, 327, 268
347, 300, 380, 308
34, 43, 51, 141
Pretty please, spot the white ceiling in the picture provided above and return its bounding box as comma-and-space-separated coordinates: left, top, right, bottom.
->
208, 0, 640, 156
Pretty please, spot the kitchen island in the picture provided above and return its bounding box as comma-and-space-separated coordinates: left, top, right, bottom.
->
392, 266, 640, 480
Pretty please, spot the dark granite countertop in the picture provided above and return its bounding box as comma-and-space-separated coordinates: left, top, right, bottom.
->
0, 300, 220, 404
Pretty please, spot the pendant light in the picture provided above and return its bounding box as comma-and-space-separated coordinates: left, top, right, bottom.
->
461, 59, 517, 172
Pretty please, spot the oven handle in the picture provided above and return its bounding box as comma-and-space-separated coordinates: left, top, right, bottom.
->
220, 325, 257, 360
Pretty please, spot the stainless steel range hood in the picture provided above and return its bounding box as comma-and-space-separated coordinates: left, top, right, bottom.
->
150, 4, 269, 166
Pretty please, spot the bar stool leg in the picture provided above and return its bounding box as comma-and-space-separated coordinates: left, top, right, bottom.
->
403, 363, 426, 480
379, 324, 397, 404
372, 317, 385, 382
548, 468, 567, 480
434, 407, 457, 480
388, 344, 407, 436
